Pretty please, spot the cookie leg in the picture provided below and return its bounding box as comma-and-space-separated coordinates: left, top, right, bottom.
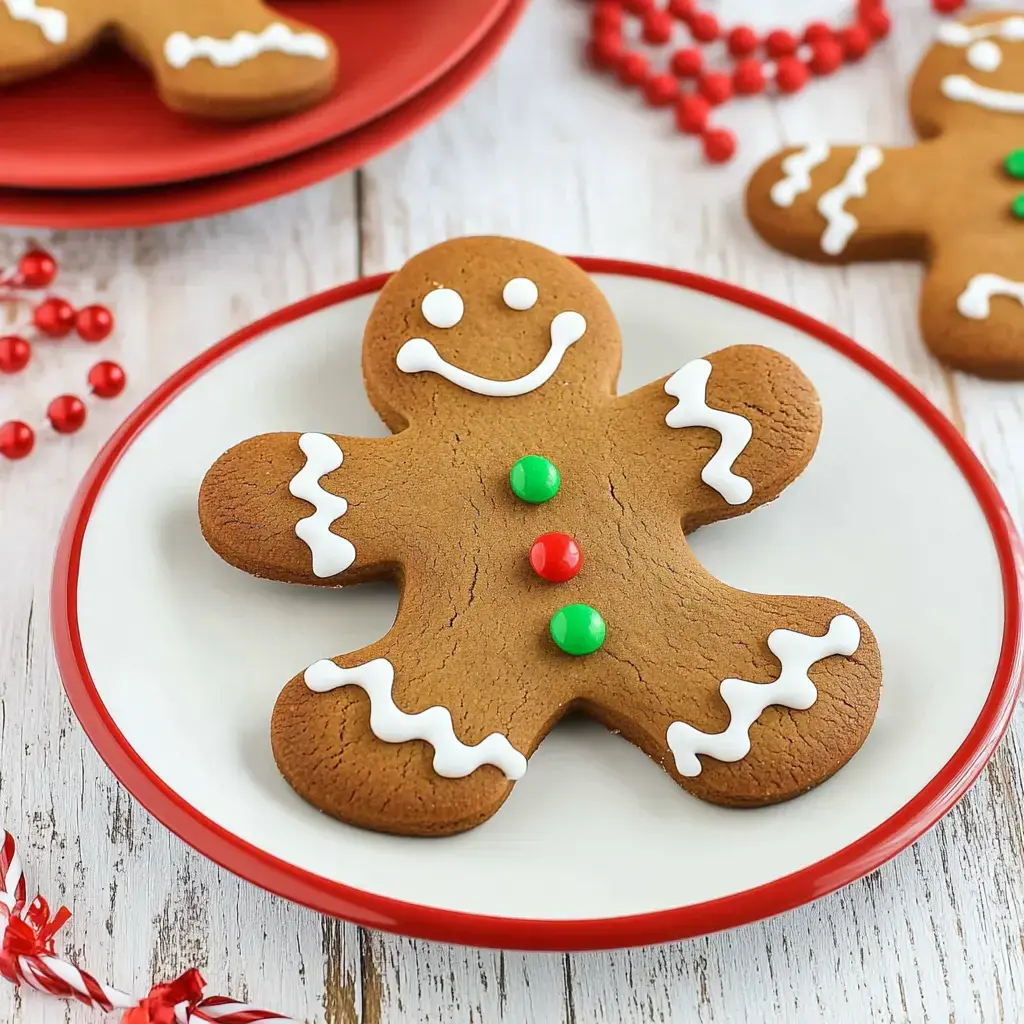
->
0, 4, 106, 86
921, 236, 1024, 378
746, 143, 927, 262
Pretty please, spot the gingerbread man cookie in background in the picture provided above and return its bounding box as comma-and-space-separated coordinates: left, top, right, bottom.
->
747, 10, 1024, 380
0, 0, 336, 119
199, 237, 882, 837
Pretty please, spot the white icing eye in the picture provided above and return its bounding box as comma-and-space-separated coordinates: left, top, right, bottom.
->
968, 39, 1002, 72
502, 277, 539, 311
421, 288, 464, 329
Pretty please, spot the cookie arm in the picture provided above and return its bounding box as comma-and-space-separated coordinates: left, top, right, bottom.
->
0, 3, 107, 86
609, 345, 821, 532
199, 431, 410, 586
746, 143, 931, 263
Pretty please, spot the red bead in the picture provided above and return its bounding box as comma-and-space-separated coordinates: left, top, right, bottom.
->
727, 25, 758, 57
16, 249, 57, 289
765, 29, 797, 57
33, 297, 76, 338
622, 0, 654, 13
803, 21, 833, 45
860, 6, 891, 39
774, 56, 810, 93
733, 58, 766, 95
689, 11, 719, 42
47, 394, 87, 434
75, 304, 114, 343
703, 127, 737, 164
698, 71, 732, 106
0, 421, 35, 460
617, 51, 649, 87
932, 0, 965, 11
592, 1, 623, 32
641, 9, 673, 45
530, 533, 583, 584
670, 47, 703, 78
667, 0, 694, 18
591, 29, 624, 69
810, 39, 844, 75
840, 24, 872, 61
674, 93, 709, 133
644, 72, 679, 106
0, 335, 31, 374
88, 360, 126, 399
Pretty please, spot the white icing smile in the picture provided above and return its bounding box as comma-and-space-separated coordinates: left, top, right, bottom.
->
396, 310, 587, 397
289, 433, 355, 578
304, 658, 528, 780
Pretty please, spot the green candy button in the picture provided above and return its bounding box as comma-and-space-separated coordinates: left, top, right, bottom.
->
510, 455, 560, 504
1006, 149, 1024, 179
550, 604, 606, 656
1013, 193, 1024, 221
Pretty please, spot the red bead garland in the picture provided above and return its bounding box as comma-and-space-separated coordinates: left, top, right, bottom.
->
0, 421, 34, 460
88, 360, 127, 399
33, 296, 76, 338
0, 335, 31, 374
76, 304, 115, 343
47, 394, 88, 434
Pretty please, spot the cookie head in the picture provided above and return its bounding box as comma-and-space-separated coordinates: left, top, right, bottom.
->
361, 237, 622, 430
911, 12, 1024, 137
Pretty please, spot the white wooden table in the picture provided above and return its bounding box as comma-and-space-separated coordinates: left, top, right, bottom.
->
2, 1, 1023, 1020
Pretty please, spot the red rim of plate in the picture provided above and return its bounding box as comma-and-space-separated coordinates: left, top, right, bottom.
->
0, 0, 527, 231
52, 259, 1024, 952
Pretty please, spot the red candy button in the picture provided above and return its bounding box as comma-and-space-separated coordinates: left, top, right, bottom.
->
530, 532, 583, 583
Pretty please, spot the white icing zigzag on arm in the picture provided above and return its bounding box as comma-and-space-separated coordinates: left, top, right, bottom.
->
667, 615, 861, 778
164, 22, 329, 70
304, 658, 529, 780
817, 146, 884, 256
770, 143, 830, 208
957, 274, 1024, 319
664, 359, 753, 505
3, 0, 67, 44
288, 433, 355, 578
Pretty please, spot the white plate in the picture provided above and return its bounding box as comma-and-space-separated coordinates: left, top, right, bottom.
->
54, 261, 1023, 951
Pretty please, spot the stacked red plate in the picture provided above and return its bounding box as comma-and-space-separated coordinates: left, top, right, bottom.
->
0, 0, 527, 228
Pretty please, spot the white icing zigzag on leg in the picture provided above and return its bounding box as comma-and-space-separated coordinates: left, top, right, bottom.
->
957, 273, 1024, 320
304, 658, 529, 780
666, 615, 861, 777
817, 146, 884, 256
770, 143, 831, 208
3, 0, 67, 43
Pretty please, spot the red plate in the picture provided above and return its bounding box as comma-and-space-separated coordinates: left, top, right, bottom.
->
0, 0, 525, 230
0, 0, 510, 190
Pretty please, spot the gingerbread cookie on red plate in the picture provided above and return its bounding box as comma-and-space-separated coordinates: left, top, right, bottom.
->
199, 237, 882, 837
747, 10, 1024, 379
0, 0, 336, 119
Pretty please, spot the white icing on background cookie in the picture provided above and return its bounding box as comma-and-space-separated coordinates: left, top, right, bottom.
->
817, 145, 884, 256
967, 39, 1003, 72
421, 287, 464, 329
666, 615, 861, 778
936, 17, 1024, 113
957, 273, 1024, 319
396, 310, 587, 397
3, 0, 67, 44
770, 143, 830, 208
936, 16, 1024, 47
164, 22, 329, 70
502, 278, 539, 311
288, 432, 355, 578
664, 359, 753, 506
304, 658, 529, 780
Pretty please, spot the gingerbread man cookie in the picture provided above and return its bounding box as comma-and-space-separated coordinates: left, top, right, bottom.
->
0, 0, 336, 120
199, 237, 882, 837
747, 10, 1024, 379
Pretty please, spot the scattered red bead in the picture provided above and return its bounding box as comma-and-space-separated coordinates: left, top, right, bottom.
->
0, 335, 31, 374
774, 56, 810, 94
0, 421, 35, 460
698, 71, 733, 106
33, 297, 76, 338
530, 533, 583, 584
666, 0, 693, 17
861, 6, 891, 39
591, 29, 624, 69
840, 24, 872, 61
592, 1, 623, 33
733, 58, 766, 96
727, 25, 758, 57
47, 394, 87, 435
932, 0, 965, 10
803, 21, 833, 45
644, 72, 679, 107
765, 29, 798, 58
16, 250, 57, 289
622, 0, 655, 14
688, 11, 720, 43
75, 304, 114, 343
810, 39, 844, 76
88, 360, 127, 400
674, 93, 709, 134
617, 51, 649, 87
641, 9, 673, 45
703, 128, 737, 164
670, 47, 703, 78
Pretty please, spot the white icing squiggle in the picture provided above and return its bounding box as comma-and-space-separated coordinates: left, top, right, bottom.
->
817, 146, 884, 256
957, 274, 1024, 320
770, 143, 830, 208
936, 16, 1024, 46
288, 433, 355, 578
3, 0, 67, 43
664, 359, 753, 506
304, 658, 529, 780
941, 74, 1024, 113
667, 615, 861, 777
396, 311, 586, 397
164, 22, 329, 70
